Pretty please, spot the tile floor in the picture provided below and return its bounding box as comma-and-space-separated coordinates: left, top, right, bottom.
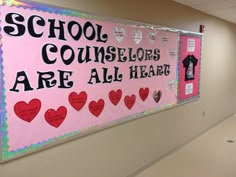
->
135, 115, 236, 177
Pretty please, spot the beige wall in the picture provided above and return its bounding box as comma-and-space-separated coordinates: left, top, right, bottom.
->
1, 0, 236, 177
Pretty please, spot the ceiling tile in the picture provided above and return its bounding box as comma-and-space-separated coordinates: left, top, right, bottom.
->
173, 0, 236, 24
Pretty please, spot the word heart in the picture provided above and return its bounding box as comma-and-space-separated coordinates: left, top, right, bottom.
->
89, 99, 105, 117
14, 99, 41, 123
113, 27, 126, 43
45, 106, 67, 128
124, 95, 136, 110
69, 91, 87, 111
109, 89, 122, 106
139, 87, 149, 101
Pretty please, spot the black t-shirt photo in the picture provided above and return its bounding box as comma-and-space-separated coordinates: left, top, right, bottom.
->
183, 55, 198, 81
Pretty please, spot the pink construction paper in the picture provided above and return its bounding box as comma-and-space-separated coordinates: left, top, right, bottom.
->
1, 6, 178, 151
178, 36, 201, 100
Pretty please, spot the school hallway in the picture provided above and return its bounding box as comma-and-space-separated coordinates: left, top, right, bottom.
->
134, 114, 236, 177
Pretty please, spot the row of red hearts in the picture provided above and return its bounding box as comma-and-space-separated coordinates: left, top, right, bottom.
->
13, 88, 162, 128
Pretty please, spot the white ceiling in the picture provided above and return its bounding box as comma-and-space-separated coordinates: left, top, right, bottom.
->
173, 0, 236, 24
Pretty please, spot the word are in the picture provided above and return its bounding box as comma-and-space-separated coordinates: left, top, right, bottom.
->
10, 70, 73, 92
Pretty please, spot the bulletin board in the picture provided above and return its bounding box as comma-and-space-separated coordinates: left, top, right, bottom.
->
0, 0, 202, 162
178, 32, 202, 103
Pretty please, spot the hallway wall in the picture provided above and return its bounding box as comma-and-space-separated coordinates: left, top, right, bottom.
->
1, 0, 236, 177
